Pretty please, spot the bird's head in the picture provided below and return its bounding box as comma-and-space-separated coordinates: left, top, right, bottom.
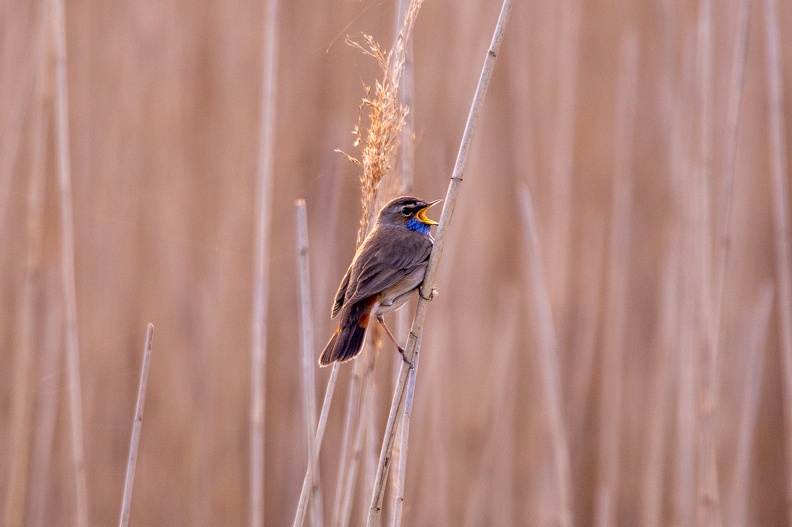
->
377, 196, 441, 234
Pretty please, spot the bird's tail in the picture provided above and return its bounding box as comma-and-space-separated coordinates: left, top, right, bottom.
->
319, 297, 375, 366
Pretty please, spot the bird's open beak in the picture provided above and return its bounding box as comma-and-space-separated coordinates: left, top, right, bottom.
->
416, 199, 442, 226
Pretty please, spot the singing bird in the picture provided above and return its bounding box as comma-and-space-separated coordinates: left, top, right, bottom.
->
319, 196, 441, 366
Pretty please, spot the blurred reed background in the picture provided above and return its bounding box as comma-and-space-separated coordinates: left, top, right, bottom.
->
2, 0, 792, 525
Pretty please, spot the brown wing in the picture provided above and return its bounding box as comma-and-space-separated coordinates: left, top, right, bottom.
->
331, 264, 352, 319
343, 225, 433, 308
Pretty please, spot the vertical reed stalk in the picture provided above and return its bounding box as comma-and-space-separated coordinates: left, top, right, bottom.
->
388, 3, 416, 519
697, 2, 751, 523
366, 2, 514, 524
565, 216, 605, 441
546, 0, 581, 307
362, 339, 380, 521
250, 0, 279, 524
595, 31, 638, 527
5, 16, 51, 523
52, 0, 88, 522
711, 0, 752, 344
27, 270, 63, 527
333, 324, 379, 526
119, 324, 154, 527
518, 185, 573, 527
0, 8, 46, 246
332, 362, 365, 526
311, 3, 426, 524
672, 32, 698, 527
392, 344, 419, 527
640, 244, 680, 527
728, 285, 773, 527
338, 363, 376, 527
762, 0, 792, 517
295, 200, 324, 527
294, 365, 340, 527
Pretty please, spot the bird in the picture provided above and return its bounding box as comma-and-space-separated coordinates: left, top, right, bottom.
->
319, 196, 441, 366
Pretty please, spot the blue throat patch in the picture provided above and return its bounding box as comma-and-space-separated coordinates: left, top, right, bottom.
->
406, 218, 431, 235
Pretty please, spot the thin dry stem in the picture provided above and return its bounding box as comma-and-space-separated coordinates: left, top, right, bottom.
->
595, 31, 638, 527
711, 0, 752, 345
332, 362, 364, 526
728, 285, 773, 527
392, 346, 419, 527
366, 1, 514, 524
338, 356, 377, 527
295, 200, 324, 527
640, 241, 681, 527
5, 19, 51, 524
250, 0, 279, 525
26, 271, 63, 527
119, 324, 154, 527
762, 0, 792, 516
363, 341, 380, 522
565, 216, 606, 441
389, 1, 416, 519
673, 31, 698, 527
693, 0, 722, 523
546, 0, 581, 308
518, 185, 573, 527
53, 0, 89, 522
294, 364, 340, 527
0, 16, 45, 250
314, 3, 424, 525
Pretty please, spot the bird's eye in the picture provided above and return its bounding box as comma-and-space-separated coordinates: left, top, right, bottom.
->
400, 206, 411, 216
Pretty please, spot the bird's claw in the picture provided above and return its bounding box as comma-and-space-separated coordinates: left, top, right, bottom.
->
419, 287, 437, 301
398, 347, 414, 368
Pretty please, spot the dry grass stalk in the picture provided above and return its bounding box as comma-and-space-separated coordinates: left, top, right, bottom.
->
641, 243, 681, 527
337, 356, 377, 527
363, 341, 380, 522
52, 0, 89, 522
119, 324, 154, 527
565, 216, 605, 441
546, 0, 581, 308
294, 364, 340, 527
303, 3, 426, 525
386, 0, 420, 509
594, 31, 638, 527
26, 270, 63, 527
711, 0, 752, 343
672, 32, 698, 527
395, 0, 415, 198
334, 333, 382, 527
389, 1, 416, 519
696, 1, 752, 523
762, 0, 792, 516
0, 8, 48, 249
391, 345, 419, 527
331, 364, 364, 526
250, 0, 279, 524
366, 1, 514, 524
295, 200, 324, 527
692, 0, 723, 523
5, 17, 51, 523
728, 284, 773, 527
518, 185, 572, 527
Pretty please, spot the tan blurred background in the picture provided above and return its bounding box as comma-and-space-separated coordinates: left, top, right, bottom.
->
3, 0, 792, 525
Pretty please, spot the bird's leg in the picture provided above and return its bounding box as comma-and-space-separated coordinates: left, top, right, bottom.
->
376, 314, 407, 357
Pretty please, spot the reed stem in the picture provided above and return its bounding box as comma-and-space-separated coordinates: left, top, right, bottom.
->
250, 0, 279, 524
366, 1, 514, 524
119, 324, 154, 527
